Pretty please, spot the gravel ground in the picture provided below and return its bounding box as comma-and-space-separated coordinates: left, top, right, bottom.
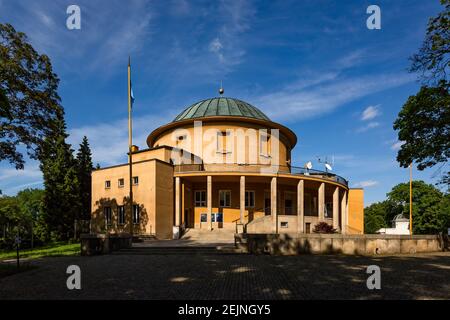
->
0, 252, 449, 300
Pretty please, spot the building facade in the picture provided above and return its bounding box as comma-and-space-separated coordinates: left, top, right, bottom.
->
91, 97, 364, 239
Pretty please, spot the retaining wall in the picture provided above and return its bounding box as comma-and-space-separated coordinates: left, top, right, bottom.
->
80, 233, 132, 256
236, 233, 449, 255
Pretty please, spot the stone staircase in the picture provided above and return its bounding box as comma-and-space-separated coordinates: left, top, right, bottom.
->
113, 245, 244, 255
180, 228, 236, 243
113, 228, 247, 255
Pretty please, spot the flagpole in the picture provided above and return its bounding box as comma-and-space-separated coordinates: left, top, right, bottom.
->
128, 57, 134, 239
409, 163, 413, 236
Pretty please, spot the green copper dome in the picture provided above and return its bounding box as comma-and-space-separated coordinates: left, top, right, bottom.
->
173, 97, 270, 122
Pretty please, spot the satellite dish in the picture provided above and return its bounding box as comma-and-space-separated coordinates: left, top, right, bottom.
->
325, 163, 332, 171
305, 161, 313, 170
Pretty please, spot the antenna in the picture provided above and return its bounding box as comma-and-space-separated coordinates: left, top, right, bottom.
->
317, 155, 333, 173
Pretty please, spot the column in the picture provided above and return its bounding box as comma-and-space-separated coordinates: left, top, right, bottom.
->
271, 177, 277, 233
297, 180, 304, 233
333, 186, 339, 231
207, 175, 212, 231
174, 177, 181, 239
240, 176, 245, 224
341, 190, 347, 234
318, 182, 325, 221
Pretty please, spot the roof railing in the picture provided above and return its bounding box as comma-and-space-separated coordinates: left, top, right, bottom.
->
174, 163, 348, 186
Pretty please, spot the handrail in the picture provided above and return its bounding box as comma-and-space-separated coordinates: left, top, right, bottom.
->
174, 163, 348, 186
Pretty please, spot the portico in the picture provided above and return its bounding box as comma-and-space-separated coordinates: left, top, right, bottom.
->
173, 171, 349, 235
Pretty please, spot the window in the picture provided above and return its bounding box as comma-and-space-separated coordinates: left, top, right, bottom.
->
105, 180, 111, 189
325, 202, 333, 218
200, 213, 208, 222
194, 190, 206, 207
281, 221, 288, 228
259, 131, 271, 157
104, 207, 112, 226
245, 190, 255, 208
133, 176, 139, 185
219, 190, 231, 207
118, 206, 125, 225
177, 135, 186, 142
211, 213, 223, 223
216, 131, 231, 153
133, 204, 140, 224
118, 178, 125, 188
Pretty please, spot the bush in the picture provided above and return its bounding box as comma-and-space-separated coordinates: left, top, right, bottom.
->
313, 222, 337, 234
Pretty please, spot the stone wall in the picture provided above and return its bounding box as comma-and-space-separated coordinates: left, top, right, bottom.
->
80, 233, 132, 256
237, 233, 448, 255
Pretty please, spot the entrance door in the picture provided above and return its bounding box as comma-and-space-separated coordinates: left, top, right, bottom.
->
212, 213, 223, 229
305, 223, 311, 234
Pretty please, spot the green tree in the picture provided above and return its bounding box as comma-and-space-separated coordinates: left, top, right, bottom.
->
393, 84, 450, 186
75, 136, 93, 220
364, 181, 450, 235
388, 181, 448, 234
410, 0, 449, 83
40, 115, 80, 240
364, 201, 388, 234
16, 188, 45, 242
0, 23, 63, 169
395, 1, 450, 187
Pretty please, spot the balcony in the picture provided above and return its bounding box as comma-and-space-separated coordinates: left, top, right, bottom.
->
174, 163, 348, 187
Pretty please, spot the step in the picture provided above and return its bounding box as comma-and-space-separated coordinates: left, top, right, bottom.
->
113, 247, 247, 255
113, 248, 246, 255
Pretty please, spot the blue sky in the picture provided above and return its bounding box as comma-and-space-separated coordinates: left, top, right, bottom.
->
0, 0, 445, 204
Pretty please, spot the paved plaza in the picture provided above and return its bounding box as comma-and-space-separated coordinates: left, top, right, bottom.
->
0, 252, 449, 300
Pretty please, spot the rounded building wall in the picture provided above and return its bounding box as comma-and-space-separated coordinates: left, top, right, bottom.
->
150, 120, 293, 167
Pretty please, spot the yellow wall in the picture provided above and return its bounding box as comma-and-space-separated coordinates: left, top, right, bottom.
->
91, 159, 174, 239
348, 188, 364, 234
151, 122, 291, 168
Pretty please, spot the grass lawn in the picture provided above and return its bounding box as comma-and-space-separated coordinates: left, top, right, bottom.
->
0, 242, 80, 261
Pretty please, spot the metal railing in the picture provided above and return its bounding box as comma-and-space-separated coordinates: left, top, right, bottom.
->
174, 163, 348, 186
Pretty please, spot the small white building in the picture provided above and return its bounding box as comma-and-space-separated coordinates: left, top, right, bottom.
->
377, 214, 410, 235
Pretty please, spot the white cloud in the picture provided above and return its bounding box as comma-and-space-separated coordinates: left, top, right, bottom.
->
209, 38, 223, 53
353, 180, 379, 188
391, 141, 405, 151
356, 121, 380, 133
0, 164, 42, 181
209, 38, 224, 62
254, 72, 413, 122
361, 105, 381, 121
207, 0, 255, 68
68, 113, 170, 167
3, 1, 153, 76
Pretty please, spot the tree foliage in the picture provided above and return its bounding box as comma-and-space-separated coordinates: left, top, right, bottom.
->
393, 83, 450, 186
76, 136, 93, 220
364, 181, 450, 234
0, 23, 63, 169
0, 188, 45, 248
40, 116, 80, 240
410, 0, 450, 83
395, 1, 450, 187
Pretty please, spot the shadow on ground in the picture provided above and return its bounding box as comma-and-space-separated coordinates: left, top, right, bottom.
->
0, 252, 449, 299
